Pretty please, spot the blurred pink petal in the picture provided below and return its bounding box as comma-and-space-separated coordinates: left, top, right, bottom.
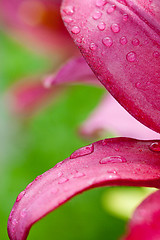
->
0, 0, 76, 56
62, 0, 160, 134
125, 190, 160, 240
80, 95, 160, 140
9, 56, 98, 116
8, 138, 160, 240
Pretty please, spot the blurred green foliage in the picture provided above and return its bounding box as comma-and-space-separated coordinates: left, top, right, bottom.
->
0, 31, 127, 240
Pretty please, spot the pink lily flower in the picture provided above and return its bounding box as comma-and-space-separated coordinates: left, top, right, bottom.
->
7, 0, 160, 240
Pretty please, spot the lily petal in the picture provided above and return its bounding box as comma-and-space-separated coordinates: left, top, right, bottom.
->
61, 0, 160, 133
9, 57, 97, 116
8, 137, 160, 240
125, 189, 160, 240
80, 95, 160, 140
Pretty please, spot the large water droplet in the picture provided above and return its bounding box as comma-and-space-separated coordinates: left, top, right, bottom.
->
63, 6, 75, 15
92, 11, 102, 20
70, 144, 94, 159
96, 0, 107, 7
126, 51, 136, 62
102, 37, 113, 47
71, 26, 80, 34
107, 5, 116, 14
16, 190, 25, 202
149, 142, 160, 152
120, 36, 127, 45
111, 23, 120, 33
99, 156, 127, 164
132, 38, 140, 46
97, 22, 106, 31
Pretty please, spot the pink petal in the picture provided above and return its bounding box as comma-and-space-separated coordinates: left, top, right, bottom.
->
43, 56, 98, 88
80, 95, 160, 140
8, 138, 160, 240
61, 0, 160, 134
124, 189, 160, 240
9, 57, 97, 116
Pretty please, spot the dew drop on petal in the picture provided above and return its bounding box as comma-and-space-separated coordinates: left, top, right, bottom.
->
12, 219, 18, 226
63, 6, 75, 15
149, 142, 160, 152
99, 156, 127, 164
92, 11, 102, 20
58, 177, 69, 184
57, 172, 63, 178
126, 51, 137, 62
101, 139, 108, 146
102, 37, 113, 47
70, 144, 94, 159
120, 36, 127, 45
73, 172, 85, 178
16, 190, 25, 202
107, 5, 116, 14
111, 23, 120, 33
63, 17, 73, 23
97, 22, 106, 31
123, 14, 128, 21
132, 38, 140, 46
71, 26, 80, 34
90, 42, 97, 51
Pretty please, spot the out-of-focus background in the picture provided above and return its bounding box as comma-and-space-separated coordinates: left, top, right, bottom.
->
0, 2, 151, 239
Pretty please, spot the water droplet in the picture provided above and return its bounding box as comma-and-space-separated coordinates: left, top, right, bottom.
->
20, 208, 27, 218
117, 0, 127, 6
71, 26, 80, 34
63, 6, 75, 15
57, 172, 63, 178
12, 219, 18, 226
120, 36, 127, 45
111, 23, 120, 33
63, 17, 73, 23
70, 144, 94, 159
73, 172, 85, 178
16, 190, 25, 202
92, 11, 102, 20
102, 37, 113, 47
123, 14, 128, 21
126, 51, 137, 62
107, 5, 116, 14
96, 0, 107, 7
58, 177, 68, 184
99, 156, 127, 164
90, 42, 97, 51
132, 38, 140, 46
149, 142, 160, 152
97, 22, 106, 31
153, 51, 160, 58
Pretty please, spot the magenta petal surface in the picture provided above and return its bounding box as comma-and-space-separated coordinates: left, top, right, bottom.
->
61, 0, 160, 134
125, 190, 160, 240
80, 95, 160, 140
8, 138, 160, 240
43, 56, 98, 88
